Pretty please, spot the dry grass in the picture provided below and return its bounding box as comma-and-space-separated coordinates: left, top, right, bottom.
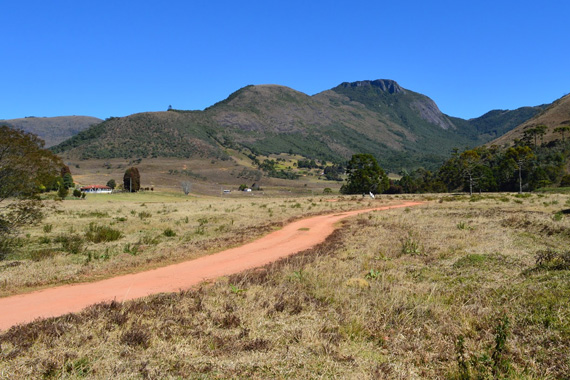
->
0, 192, 389, 297
64, 157, 344, 196
1, 192, 569, 379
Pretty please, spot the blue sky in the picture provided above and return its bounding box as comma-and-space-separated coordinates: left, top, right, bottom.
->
1, 0, 568, 120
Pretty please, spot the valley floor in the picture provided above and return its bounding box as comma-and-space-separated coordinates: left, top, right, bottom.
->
1, 193, 569, 378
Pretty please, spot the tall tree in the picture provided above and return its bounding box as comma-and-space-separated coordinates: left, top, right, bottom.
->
62, 173, 74, 189
459, 150, 481, 196
340, 154, 389, 194
506, 146, 535, 193
554, 125, 570, 143
0, 126, 62, 258
123, 167, 141, 192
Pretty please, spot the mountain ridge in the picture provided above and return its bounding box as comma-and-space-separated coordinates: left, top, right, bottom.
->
47, 79, 549, 171
0, 116, 102, 147
491, 94, 570, 146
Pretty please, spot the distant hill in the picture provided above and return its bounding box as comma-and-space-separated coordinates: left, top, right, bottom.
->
51, 80, 544, 171
0, 116, 102, 147
491, 94, 570, 146
449, 105, 548, 141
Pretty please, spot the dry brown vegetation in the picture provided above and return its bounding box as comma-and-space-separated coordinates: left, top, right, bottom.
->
1, 192, 569, 379
64, 156, 342, 196
493, 93, 570, 146
0, 192, 379, 297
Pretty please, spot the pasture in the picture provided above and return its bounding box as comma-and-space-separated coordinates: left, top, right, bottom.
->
1, 192, 569, 378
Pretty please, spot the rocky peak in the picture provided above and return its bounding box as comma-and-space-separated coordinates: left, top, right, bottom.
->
339, 79, 405, 94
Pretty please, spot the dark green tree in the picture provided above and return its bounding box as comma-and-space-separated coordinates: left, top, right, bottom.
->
106, 179, 116, 189
62, 173, 74, 189
123, 167, 141, 192
340, 154, 389, 194
57, 184, 69, 199
0, 126, 62, 258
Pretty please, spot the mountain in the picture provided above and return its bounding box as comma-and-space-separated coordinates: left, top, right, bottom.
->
51, 80, 543, 171
449, 105, 548, 141
0, 116, 102, 147
491, 94, 570, 146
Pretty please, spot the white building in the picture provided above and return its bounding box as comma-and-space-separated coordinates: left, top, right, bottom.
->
80, 185, 112, 194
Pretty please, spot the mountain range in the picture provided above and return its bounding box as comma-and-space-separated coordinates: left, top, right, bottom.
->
5, 80, 560, 172
0, 116, 102, 148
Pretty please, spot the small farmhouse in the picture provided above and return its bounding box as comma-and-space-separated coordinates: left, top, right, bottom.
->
80, 185, 112, 194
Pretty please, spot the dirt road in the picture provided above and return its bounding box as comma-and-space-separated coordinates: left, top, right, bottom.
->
0, 201, 422, 331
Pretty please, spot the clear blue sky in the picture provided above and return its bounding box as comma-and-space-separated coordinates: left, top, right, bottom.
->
2, 0, 569, 120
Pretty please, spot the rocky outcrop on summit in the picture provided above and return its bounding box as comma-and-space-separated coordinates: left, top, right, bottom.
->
337, 79, 405, 94
52, 79, 543, 171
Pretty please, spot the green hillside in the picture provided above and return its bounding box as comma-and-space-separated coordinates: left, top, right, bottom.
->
51, 80, 544, 172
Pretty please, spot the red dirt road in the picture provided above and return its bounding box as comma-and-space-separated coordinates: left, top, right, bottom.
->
0, 201, 422, 331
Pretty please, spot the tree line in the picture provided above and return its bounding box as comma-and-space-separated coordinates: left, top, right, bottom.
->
392, 124, 570, 194
341, 124, 570, 195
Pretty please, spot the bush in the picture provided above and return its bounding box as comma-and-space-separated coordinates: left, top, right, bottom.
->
55, 234, 84, 254
138, 211, 152, 219
72, 189, 82, 198
85, 223, 123, 243
535, 249, 570, 270
57, 186, 69, 199
163, 228, 176, 237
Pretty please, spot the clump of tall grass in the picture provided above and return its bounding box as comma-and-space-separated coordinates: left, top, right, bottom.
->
534, 249, 570, 271
85, 222, 123, 243
54, 234, 84, 254
400, 232, 423, 256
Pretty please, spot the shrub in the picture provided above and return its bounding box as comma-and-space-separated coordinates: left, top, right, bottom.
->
43, 224, 53, 233
55, 234, 84, 254
28, 248, 58, 261
57, 186, 68, 199
120, 325, 150, 349
138, 211, 152, 219
85, 223, 123, 243
400, 233, 423, 256
535, 249, 570, 270
163, 228, 176, 237
72, 189, 82, 198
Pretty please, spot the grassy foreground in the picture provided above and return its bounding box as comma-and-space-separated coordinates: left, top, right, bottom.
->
1, 193, 569, 378
0, 192, 378, 297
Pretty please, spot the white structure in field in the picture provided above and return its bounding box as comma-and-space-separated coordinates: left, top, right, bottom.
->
80, 185, 112, 194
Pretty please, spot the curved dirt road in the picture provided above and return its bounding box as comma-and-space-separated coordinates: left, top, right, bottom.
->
0, 201, 422, 331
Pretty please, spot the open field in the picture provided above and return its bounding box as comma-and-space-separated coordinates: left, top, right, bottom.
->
0, 191, 389, 297
62, 156, 343, 196
1, 192, 569, 378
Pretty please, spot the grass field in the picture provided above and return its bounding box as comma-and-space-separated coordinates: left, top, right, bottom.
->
0, 191, 385, 297
1, 192, 569, 378
63, 156, 342, 197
